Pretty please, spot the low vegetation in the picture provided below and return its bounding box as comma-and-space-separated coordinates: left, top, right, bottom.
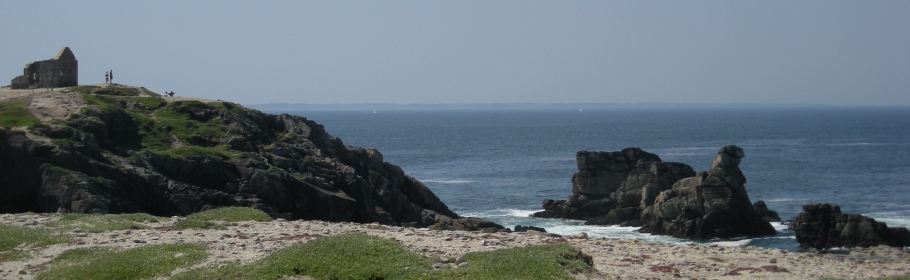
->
0, 100, 39, 128
45, 213, 161, 233
172, 233, 593, 280
65, 85, 141, 96
174, 207, 271, 230
0, 224, 66, 262
36, 243, 207, 280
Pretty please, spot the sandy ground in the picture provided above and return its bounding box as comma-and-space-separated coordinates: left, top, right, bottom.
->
1, 213, 908, 280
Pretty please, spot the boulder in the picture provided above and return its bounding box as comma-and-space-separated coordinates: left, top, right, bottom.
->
753, 200, 782, 222
791, 203, 910, 249
532, 147, 695, 227
638, 145, 776, 239
514, 225, 547, 232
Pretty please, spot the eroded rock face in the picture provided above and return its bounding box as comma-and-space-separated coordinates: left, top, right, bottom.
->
791, 203, 910, 249
0, 99, 504, 232
535, 145, 777, 240
638, 145, 776, 239
532, 147, 695, 227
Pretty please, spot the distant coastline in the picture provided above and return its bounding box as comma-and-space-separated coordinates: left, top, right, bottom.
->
247, 102, 837, 111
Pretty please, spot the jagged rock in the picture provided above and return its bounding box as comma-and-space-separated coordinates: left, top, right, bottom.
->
753, 200, 781, 222
532, 147, 695, 227
791, 203, 910, 249
0, 97, 503, 232
514, 225, 547, 232
639, 145, 776, 239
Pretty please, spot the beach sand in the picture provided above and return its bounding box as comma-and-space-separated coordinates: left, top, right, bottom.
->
2, 213, 908, 279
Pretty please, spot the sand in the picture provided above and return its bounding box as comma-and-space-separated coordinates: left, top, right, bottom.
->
1, 213, 908, 279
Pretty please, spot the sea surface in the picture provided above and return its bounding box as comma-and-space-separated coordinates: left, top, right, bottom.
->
269, 107, 910, 251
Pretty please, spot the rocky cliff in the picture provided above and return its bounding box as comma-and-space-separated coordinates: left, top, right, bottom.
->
791, 203, 910, 249
0, 87, 505, 232
534, 145, 778, 240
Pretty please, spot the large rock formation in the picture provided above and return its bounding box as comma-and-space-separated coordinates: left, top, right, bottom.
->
534, 145, 777, 240
0, 90, 505, 232
791, 203, 910, 249
639, 145, 776, 239
532, 148, 696, 227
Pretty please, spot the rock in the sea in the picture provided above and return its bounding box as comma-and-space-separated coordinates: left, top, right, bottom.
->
639, 145, 776, 239
791, 203, 910, 249
514, 225, 547, 233
0, 97, 503, 232
533, 145, 776, 240
532, 147, 695, 227
753, 200, 782, 222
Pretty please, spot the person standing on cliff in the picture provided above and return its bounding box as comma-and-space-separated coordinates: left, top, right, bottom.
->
109, 70, 113, 84
105, 71, 109, 84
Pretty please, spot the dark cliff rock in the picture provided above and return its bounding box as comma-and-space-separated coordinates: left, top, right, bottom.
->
639, 145, 776, 239
0, 94, 505, 232
532, 147, 695, 227
534, 145, 777, 240
791, 203, 910, 249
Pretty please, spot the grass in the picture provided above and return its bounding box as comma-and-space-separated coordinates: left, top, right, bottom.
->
65, 85, 141, 96
155, 101, 231, 146
174, 207, 271, 230
45, 213, 162, 233
161, 145, 232, 159
0, 100, 40, 128
172, 233, 594, 280
35, 243, 207, 280
0, 224, 66, 262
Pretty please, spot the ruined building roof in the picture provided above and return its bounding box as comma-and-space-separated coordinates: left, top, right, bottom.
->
54, 47, 75, 60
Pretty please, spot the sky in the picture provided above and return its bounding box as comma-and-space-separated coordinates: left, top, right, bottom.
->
2, 1, 908, 106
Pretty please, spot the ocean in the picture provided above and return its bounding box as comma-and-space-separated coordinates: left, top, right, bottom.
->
268, 107, 910, 251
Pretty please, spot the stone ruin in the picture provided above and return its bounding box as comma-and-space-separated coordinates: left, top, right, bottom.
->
10, 47, 78, 89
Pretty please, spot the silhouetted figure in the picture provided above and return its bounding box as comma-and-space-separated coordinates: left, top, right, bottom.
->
109, 70, 113, 84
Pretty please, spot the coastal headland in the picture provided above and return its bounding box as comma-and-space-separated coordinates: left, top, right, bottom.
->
1, 85, 909, 279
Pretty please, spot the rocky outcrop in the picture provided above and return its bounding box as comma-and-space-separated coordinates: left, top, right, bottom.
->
0, 95, 505, 232
791, 203, 910, 249
534, 145, 777, 240
639, 145, 776, 239
532, 148, 695, 227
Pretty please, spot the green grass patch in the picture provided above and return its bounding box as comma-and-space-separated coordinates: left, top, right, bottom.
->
161, 145, 232, 159
174, 207, 271, 230
0, 100, 40, 128
155, 101, 230, 146
64, 85, 99, 95
36, 243, 207, 280
173, 233, 594, 280
447, 244, 593, 279
0, 224, 66, 263
94, 87, 141, 96
45, 213, 162, 233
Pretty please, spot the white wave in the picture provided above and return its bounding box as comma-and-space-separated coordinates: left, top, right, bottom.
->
505, 209, 538, 217
771, 222, 790, 231
420, 179, 476, 184
712, 239, 753, 247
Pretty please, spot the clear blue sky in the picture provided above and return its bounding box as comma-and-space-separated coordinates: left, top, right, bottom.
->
2, 1, 908, 106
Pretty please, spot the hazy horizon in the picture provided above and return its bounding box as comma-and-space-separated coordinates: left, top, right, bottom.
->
3, 1, 908, 106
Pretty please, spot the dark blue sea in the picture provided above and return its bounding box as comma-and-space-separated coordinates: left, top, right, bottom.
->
270, 107, 910, 251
